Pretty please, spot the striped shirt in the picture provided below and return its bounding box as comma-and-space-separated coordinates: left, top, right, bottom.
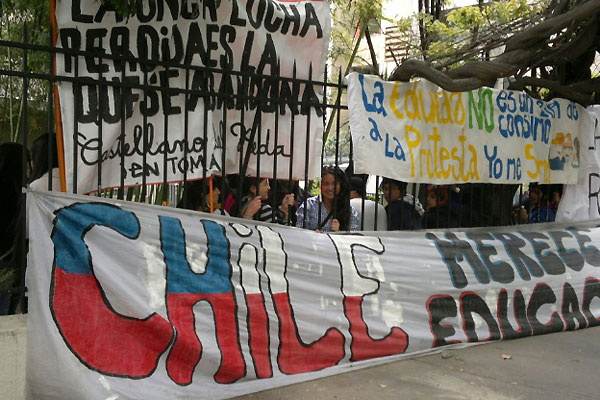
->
240, 197, 287, 224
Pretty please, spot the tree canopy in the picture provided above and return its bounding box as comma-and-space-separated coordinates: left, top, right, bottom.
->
388, 0, 600, 105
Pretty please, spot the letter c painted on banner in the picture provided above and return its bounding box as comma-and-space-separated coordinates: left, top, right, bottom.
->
50, 203, 173, 378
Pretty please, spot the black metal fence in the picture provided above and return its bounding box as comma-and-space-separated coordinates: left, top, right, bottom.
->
0, 26, 561, 315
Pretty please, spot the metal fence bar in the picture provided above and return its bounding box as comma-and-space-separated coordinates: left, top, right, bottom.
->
220, 69, 227, 215
46, 31, 55, 191
332, 68, 340, 228
162, 66, 170, 205
96, 68, 103, 196
271, 62, 281, 223
16, 24, 29, 312
287, 63, 297, 226
141, 67, 149, 202
72, 52, 79, 193
118, 59, 126, 199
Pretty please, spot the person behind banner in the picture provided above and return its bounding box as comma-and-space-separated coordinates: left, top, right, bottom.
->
511, 191, 530, 225
349, 175, 387, 231
274, 179, 303, 226
296, 166, 359, 232
424, 185, 458, 229
238, 177, 294, 224
381, 178, 423, 231
548, 183, 563, 215
0, 143, 25, 314
29, 133, 61, 191
177, 179, 229, 215
527, 183, 555, 223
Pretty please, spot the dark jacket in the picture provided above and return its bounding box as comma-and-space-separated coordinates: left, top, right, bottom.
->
386, 199, 423, 230
529, 205, 555, 223
424, 206, 459, 229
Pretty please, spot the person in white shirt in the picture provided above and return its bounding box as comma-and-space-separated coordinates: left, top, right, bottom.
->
349, 175, 387, 231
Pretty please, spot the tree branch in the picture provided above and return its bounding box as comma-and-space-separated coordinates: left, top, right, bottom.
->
505, 0, 600, 51
512, 76, 593, 104
364, 27, 380, 74
388, 0, 600, 105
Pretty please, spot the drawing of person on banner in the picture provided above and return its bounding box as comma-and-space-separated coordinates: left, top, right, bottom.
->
381, 178, 423, 231
548, 132, 575, 171
238, 177, 294, 224
296, 166, 359, 232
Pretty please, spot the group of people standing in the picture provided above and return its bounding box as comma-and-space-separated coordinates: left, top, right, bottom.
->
196, 166, 560, 234
297, 167, 463, 233
297, 168, 563, 232
512, 183, 562, 224
182, 165, 462, 233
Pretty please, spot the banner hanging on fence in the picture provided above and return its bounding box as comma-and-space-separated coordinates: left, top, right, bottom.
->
557, 105, 600, 221
347, 73, 591, 185
54, 0, 330, 194
27, 190, 600, 399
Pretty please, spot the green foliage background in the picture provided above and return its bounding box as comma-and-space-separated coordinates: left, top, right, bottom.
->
0, 0, 51, 144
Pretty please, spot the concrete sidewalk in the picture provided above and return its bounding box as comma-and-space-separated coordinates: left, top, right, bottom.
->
236, 326, 600, 400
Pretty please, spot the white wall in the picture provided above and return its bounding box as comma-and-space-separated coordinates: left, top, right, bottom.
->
0, 314, 27, 400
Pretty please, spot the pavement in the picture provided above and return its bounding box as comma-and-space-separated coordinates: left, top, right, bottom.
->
235, 326, 600, 400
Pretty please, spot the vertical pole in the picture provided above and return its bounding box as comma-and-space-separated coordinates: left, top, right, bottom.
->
201, 67, 209, 209
162, 66, 170, 205
96, 69, 103, 196
303, 65, 312, 229
18, 23, 29, 312
182, 66, 190, 206
271, 61, 281, 223
333, 67, 341, 228
118, 57, 126, 199
220, 70, 227, 215
236, 67, 246, 219
47, 31, 55, 190
141, 68, 149, 202
72, 52, 79, 193
287, 63, 297, 225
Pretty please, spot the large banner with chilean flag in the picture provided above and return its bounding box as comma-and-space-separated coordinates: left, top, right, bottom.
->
26, 190, 600, 399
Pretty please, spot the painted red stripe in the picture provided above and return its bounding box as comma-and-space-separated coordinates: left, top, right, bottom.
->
166, 293, 245, 385
52, 269, 173, 378
246, 293, 272, 379
274, 292, 344, 374
344, 296, 408, 362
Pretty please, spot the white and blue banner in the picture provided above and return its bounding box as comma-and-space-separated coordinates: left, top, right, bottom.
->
55, 0, 331, 194
347, 73, 593, 185
27, 190, 600, 399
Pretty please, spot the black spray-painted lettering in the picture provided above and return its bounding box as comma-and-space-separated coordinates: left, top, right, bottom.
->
427, 295, 460, 347
429, 230, 598, 288
460, 292, 501, 343
427, 278, 599, 346
425, 232, 490, 289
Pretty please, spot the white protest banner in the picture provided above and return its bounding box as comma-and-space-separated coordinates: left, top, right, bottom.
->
54, 0, 330, 194
557, 105, 600, 221
27, 190, 600, 399
347, 72, 590, 185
